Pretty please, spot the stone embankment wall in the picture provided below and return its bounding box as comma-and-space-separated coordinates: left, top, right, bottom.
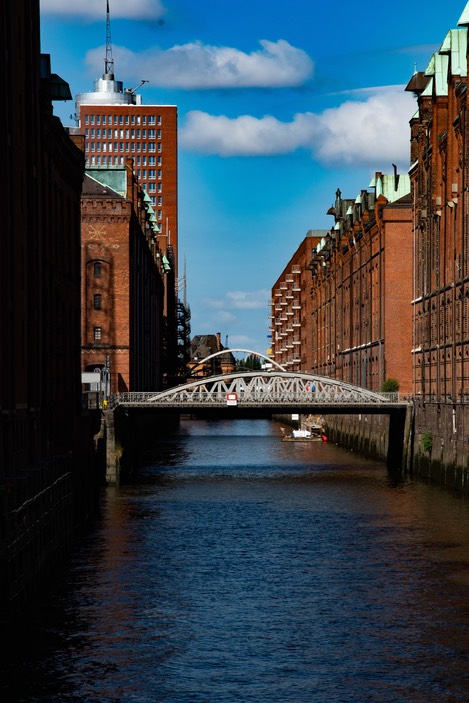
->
1, 410, 103, 620
323, 402, 469, 495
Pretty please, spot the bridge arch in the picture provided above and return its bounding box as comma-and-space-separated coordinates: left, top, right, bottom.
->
190, 348, 286, 373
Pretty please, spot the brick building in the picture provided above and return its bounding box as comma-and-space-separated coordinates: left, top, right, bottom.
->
81, 162, 167, 393
311, 176, 413, 394
407, 8, 469, 402
273, 174, 413, 395
1, 0, 86, 610
270, 231, 327, 371
73, 4, 178, 276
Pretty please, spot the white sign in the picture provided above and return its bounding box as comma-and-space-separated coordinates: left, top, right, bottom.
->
82, 372, 101, 385
226, 393, 238, 406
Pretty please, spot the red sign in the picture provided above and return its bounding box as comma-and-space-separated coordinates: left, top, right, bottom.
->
226, 393, 238, 406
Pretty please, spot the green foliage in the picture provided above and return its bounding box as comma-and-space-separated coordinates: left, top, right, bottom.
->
380, 377, 400, 393
421, 429, 433, 453
236, 354, 262, 371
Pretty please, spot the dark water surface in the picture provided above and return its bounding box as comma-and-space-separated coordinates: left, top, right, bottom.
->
4, 418, 469, 702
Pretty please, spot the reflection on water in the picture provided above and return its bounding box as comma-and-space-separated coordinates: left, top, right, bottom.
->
4, 418, 469, 702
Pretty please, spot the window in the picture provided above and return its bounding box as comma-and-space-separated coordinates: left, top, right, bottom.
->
91, 129, 95, 138
94, 327, 102, 341
131, 115, 135, 125
148, 183, 156, 192
113, 115, 118, 125
157, 195, 162, 205
85, 129, 89, 138
85, 115, 89, 125
158, 156, 162, 165
158, 169, 162, 179
97, 128, 101, 138
148, 129, 156, 139
91, 115, 95, 124
148, 143, 156, 152
94, 294, 102, 310
148, 115, 156, 125
94, 262, 102, 277
157, 143, 162, 152
125, 115, 129, 125
142, 116, 146, 125
96, 115, 101, 124
148, 156, 156, 165
158, 183, 162, 192
151, 196, 156, 206
157, 129, 162, 139
158, 209, 162, 220
157, 115, 162, 125
125, 129, 129, 138
119, 115, 123, 125
148, 169, 155, 179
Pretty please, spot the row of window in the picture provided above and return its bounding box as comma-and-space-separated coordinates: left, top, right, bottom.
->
136, 169, 162, 179
85, 128, 162, 140
85, 155, 162, 169
84, 114, 161, 126
86, 142, 163, 153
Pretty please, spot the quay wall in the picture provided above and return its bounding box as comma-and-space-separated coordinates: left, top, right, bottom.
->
1, 411, 103, 620
322, 402, 469, 494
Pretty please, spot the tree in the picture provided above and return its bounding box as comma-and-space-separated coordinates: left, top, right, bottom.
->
236, 354, 261, 371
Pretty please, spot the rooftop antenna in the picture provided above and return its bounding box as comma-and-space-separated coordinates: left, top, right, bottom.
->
128, 79, 149, 94
105, 0, 114, 78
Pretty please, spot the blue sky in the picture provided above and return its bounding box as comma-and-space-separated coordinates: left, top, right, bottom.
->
40, 0, 467, 356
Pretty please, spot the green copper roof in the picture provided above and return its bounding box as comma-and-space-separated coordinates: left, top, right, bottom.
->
421, 27, 467, 97
458, 2, 469, 25
87, 168, 127, 197
369, 174, 410, 203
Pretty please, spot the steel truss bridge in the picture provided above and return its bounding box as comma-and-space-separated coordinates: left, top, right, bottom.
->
110, 370, 408, 414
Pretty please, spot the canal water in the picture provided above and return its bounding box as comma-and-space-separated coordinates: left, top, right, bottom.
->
4, 418, 469, 702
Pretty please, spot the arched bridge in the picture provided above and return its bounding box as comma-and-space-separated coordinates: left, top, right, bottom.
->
110, 370, 408, 414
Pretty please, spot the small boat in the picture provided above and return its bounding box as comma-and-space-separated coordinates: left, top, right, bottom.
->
281, 429, 327, 442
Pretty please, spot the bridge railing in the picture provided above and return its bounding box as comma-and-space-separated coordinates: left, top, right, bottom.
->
109, 390, 408, 408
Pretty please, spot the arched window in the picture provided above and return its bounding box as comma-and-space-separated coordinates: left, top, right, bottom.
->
94, 294, 102, 310
94, 262, 102, 278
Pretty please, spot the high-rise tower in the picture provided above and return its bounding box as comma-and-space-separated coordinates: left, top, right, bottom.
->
75, 1, 178, 271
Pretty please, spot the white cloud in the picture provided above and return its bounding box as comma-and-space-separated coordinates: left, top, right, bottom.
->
85, 39, 313, 89
204, 290, 270, 311
40, 0, 165, 20
226, 290, 270, 310
180, 87, 416, 167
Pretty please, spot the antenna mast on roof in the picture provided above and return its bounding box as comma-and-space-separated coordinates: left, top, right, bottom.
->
105, 0, 114, 78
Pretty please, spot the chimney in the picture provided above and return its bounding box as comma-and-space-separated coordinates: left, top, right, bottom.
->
216, 332, 221, 350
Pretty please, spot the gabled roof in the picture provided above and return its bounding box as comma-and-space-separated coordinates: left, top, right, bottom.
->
458, 2, 469, 26
82, 173, 123, 199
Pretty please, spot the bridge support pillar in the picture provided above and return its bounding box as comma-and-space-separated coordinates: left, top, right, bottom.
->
105, 410, 119, 486
387, 405, 412, 471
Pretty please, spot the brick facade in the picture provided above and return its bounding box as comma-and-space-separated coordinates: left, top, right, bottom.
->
407, 19, 469, 403
273, 177, 413, 395
271, 232, 326, 371
79, 104, 179, 274
81, 163, 166, 393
